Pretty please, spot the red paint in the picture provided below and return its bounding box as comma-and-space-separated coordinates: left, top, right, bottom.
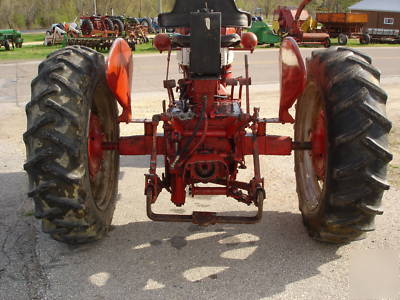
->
80, 15, 119, 36
242, 135, 293, 156
191, 187, 227, 196
106, 38, 133, 123
279, 37, 306, 123
241, 32, 258, 51
153, 33, 171, 52
88, 113, 104, 179
101, 25, 303, 210
221, 27, 238, 35
311, 110, 327, 180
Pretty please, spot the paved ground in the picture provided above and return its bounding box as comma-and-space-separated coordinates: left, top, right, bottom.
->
0, 47, 399, 300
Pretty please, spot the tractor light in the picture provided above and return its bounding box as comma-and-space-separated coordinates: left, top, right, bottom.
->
154, 33, 172, 53
241, 32, 258, 52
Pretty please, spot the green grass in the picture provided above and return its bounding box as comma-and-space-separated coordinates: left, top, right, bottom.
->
0, 44, 62, 61
257, 38, 400, 49
330, 38, 400, 47
23, 33, 45, 43
0, 38, 399, 62
0, 42, 158, 61
135, 42, 158, 53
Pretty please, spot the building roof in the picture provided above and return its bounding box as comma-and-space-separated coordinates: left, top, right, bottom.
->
349, 0, 400, 13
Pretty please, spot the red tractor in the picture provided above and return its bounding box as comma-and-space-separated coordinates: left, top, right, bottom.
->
80, 15, 120, 37
24, 0, 392, 244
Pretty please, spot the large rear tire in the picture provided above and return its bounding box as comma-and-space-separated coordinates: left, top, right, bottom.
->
104, 18, 114, 31
4, 40, 10, 51
360, 33, 371, 45
24, 46, 120, 244
295, 47, 392, 243
81, 19, 94, 35
140, 17, 154, 33
113, 19, 125, 36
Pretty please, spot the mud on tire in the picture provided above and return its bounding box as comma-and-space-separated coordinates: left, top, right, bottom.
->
295, 47, 392, 243
24, 46, 119, 244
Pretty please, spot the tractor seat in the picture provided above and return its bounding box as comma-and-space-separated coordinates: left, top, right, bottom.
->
158, 0, 251, 28
171, 33, 241, 48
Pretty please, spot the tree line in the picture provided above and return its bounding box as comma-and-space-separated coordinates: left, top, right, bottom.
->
0, 0, 359, 29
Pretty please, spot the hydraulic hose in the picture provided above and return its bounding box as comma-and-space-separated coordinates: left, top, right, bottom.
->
171, 97, 208, 168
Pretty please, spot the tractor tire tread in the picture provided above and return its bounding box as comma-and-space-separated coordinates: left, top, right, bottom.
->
334, 119, 372, 146
329, 186, 372, 207
23, 115, 56, 142
355, 75, 388, 102
25, 46, 118, 243
28, 181, 57, 198
296, 47, 392, 243
365, 173, 390, 190
23, 148, 59, 172
332, 158, 367, 180
337, 46, 372, 64
346, 55, 381, 79
362, 137, 393, 162
331, 88, 368, 116
27, 86, 61, 108
44, 98, 80, 128
359, 100, 392, 131
41, 162, 83, 183
357, 203, 383, 216
39, 129, 80, 158
48, 73, 83, 97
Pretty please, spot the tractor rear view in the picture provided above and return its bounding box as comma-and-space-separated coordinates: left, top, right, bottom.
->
24, 0, 392, 245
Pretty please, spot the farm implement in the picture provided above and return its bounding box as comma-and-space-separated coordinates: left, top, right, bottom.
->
248, 19, 281, 47
64, 15, 151, 50
274, 0, 331, 47
24, 0, 392, 244
0, 29, 23, 50
316, 12, 369, 45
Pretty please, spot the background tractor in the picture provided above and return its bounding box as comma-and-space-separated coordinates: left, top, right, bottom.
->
80, 15, 119, 37
24, 0, 392, 245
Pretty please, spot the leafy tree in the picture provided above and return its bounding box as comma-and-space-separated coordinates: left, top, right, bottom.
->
0, 0, 362, 29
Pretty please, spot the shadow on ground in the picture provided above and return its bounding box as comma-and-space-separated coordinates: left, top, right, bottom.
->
4, 162, 341, 299
39, 210, 342, 299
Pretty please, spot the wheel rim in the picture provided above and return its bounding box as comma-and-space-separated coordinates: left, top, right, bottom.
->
87, 86, 119, 211
88, 113, 104, 179
296, 85, 328, 212
311, 110, 326, 181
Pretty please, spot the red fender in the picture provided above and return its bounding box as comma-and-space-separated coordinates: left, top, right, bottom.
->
279, 37, 307, 123
106, 38, 133, 123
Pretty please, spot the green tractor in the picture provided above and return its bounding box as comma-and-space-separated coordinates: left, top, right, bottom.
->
248, 17, 281, 47
0, 29, 23, 50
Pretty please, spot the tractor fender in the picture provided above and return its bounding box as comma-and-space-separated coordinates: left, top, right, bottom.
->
106, 38, 133, 123
278, 37, 306, 123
